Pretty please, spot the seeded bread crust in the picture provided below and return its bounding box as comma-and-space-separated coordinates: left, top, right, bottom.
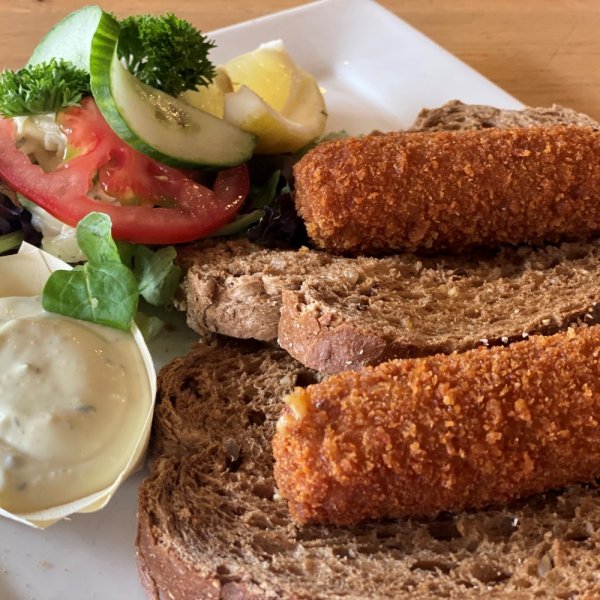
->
137, 339, 600, 600
179, 103, 600, 349
409, 100, 600, 132
179, 240, 335, 342
138, 103, 600, 597
179, 101, 600, 360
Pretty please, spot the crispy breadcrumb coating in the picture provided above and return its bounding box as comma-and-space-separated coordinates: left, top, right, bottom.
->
273, 325, 600, 526
294, 126, 600, 253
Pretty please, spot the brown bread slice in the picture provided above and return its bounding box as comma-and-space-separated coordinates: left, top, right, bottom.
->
278, 240, 600, 373
179, 240, 337, 342
182, 238, 600, 374
409, 100, 600, 132
137, 338, 600, 599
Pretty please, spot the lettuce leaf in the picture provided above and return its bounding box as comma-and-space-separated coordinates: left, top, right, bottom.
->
42, 212, 181, 331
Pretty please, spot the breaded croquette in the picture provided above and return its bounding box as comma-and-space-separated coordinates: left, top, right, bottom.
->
273, 325, 600, 526
294, 126, 600, 254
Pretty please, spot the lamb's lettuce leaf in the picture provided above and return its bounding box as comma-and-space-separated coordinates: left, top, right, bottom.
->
42, 212, 181, 331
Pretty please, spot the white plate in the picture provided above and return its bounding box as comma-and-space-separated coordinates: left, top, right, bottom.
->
0, 1, 522, 598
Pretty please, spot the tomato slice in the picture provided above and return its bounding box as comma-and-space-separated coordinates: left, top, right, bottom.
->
0, 98, 249, 244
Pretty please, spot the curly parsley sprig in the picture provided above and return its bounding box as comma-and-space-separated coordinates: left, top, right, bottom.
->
118, 13, 216, 97
0, 14, 216, 117
0, 59, 90, 118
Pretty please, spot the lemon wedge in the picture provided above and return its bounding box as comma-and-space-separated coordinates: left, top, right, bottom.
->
179, 68, 233, 119
222, 40, 327, 154
223, 40, 301, 113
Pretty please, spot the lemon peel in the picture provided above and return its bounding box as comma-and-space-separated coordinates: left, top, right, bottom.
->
224, 79, 325, 153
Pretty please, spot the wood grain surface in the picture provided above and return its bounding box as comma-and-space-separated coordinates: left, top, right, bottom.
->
1, 0, 598, 118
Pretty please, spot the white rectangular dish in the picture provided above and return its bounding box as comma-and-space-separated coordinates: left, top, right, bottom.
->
0, 0, 521, 598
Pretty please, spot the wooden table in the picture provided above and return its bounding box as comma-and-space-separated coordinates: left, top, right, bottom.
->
1, 0, 599, 119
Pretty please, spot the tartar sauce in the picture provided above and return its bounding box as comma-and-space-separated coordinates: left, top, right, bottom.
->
0, 295, 151, 513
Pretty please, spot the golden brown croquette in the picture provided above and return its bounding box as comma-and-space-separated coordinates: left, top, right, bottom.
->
273, 325, 600, 526
294, 126, 600, 253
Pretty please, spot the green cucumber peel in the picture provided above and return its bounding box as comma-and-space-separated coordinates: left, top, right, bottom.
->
90, 32, 256, 168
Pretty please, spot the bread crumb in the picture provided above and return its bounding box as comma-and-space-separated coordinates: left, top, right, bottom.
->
486, 431, 503, 443
514, 399, 532, 422
410, 442, 421, 454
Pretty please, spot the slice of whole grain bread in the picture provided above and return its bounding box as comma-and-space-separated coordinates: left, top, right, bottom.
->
182, 238, 600, 374
278, 240, 600, 373
178, 240, 336, 342
137, 339, 600, 600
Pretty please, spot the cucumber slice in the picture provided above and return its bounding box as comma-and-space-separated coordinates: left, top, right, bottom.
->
90, 16, 255, 168
29, 7, 256, 169
28, 6, 106, 70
